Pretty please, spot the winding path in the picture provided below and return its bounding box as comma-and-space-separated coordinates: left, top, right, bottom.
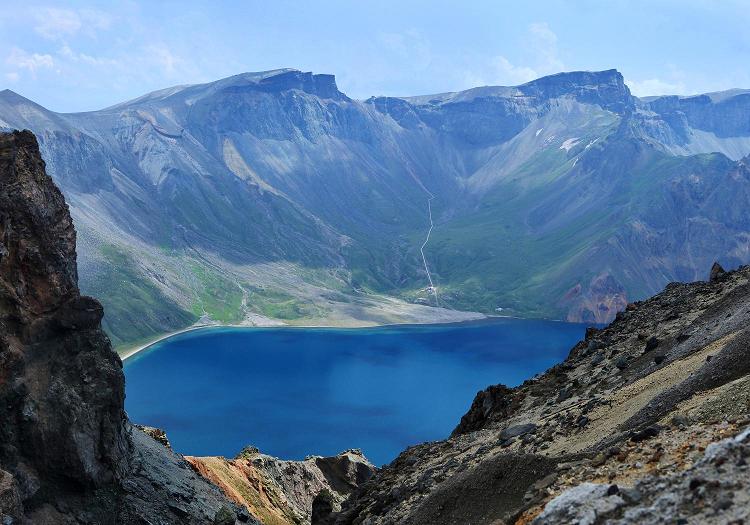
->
420, 193, 440, 307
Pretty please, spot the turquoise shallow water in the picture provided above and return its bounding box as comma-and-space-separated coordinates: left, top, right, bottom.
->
123, 318, 587, 465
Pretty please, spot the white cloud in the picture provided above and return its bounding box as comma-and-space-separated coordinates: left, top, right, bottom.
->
378, 29, 432, 69
528, 22, 565, 73
146, 44, 182, 75
5, 72, 20, 83
58, 45, 119, 67
462, 22, 565, 88
463, 56, 538, 88
626, 78, 688, 97
6, 47, 55, 74
492, 56, 539, 84
79, 8, 113, 32
33, 7, 112, 40
34, 8, 82, 39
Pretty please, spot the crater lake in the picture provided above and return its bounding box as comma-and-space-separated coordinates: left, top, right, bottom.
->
123, 318, 587, 465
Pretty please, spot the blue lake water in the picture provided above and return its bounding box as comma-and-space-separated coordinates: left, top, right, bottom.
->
123, 318, 586, 465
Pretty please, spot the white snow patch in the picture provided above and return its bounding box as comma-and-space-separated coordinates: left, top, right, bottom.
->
559, 138, 580, 152
585, 138, 599, 149
535, 128, 543, 137
735, 426, 750, 443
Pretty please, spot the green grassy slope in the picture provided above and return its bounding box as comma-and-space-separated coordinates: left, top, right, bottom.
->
82, 245, 198, 347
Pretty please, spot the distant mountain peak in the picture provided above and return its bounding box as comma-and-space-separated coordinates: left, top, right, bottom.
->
518, 69, 633, 113
107, 68, 348, 110
0, 89, 65, 130
219, 69, 347, 100
393, 69, 632, 113
521, 68, 624, 87
0, 89, 35, 104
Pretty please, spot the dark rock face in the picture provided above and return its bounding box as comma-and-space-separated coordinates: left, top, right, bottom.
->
710, 261, 726, 281
315, 451, 376, 493
255, 70, 346, 101
0, 130, 79, 315
643, 336, 660, 352
519, 69, 634, 114
644, 92, 750, 139
0, 130, 129, 498
0, 131, 249, 524
399, 454, 558, 525
452, 384, 516, 436
311, 492, 335, 525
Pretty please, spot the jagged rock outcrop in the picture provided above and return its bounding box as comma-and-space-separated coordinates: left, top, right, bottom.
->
136, 425, 172, 450
186, 448, 375, 525
710, 261, 727, 281
331, 263, 750, 524
451, 384, 517, 436
0, 129, 128, 519
0, 130, 251, 524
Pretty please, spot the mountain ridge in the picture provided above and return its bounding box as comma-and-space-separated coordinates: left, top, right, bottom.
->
2, 68, 750, 345
8, 67, 749, 117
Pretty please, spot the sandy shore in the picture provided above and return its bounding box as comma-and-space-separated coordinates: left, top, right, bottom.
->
116, 311, 490, 363
117, 324, 217, 361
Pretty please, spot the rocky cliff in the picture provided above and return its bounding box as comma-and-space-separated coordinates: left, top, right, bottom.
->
329, 262, 750, 524
0, 130, 253, 524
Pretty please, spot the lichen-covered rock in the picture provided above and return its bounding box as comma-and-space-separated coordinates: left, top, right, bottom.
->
187, 448, 376, 525
136, 425, 172, 450
0, 469, 22, 521
535, 426, 750, 524
533, 483, 625, 524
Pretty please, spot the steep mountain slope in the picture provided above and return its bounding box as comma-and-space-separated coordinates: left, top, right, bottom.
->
328, 262, 750, 524
2, 69, 750, 345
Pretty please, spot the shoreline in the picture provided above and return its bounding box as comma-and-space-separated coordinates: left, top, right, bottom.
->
115, 312, 587, 363
117, 324, 220, 361
116, 313, 494, 362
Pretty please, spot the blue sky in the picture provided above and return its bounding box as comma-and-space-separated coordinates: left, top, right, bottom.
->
1, 0, 749, 112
